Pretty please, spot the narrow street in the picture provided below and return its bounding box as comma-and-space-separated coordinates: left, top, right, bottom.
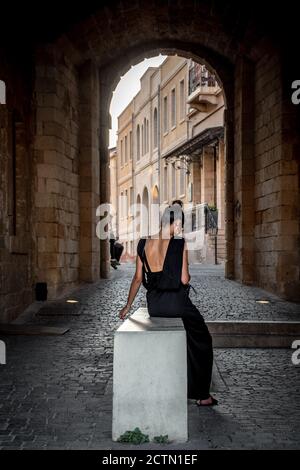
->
0, 263, 299, 449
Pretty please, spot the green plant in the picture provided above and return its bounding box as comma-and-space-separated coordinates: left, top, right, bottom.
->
153, 434, 170, 444
117, 428, 171, 445
208, 204, 217, 211
117, 427, 150, 444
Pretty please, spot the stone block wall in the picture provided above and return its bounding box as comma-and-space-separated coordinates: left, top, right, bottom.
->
254, 53, 300, 300
33, 46, 81, 299
0, 49, 34, 322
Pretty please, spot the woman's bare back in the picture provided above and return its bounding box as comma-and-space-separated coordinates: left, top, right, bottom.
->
144, 236, 172, 272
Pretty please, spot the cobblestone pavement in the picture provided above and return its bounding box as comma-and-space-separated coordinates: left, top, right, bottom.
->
0, 263, 300, 449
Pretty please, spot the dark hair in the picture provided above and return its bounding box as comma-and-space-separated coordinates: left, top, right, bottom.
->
171, 199, 184, 207
161, 203, 185, 228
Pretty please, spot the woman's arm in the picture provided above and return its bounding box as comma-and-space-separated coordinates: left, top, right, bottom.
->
181, 240, 191, 285
118, 254, 143, 320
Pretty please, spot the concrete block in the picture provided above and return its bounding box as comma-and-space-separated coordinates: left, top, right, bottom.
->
112, 307, 188, 442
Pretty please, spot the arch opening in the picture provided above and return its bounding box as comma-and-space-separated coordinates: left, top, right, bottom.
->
108, 48, 230, 269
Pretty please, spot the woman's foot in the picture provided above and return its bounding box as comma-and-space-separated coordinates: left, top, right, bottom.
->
196, 395, 218, 406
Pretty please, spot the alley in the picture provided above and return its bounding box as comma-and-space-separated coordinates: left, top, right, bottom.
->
0, 263, 299, 449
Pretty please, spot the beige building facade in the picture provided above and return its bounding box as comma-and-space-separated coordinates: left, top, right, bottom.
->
111, 55, 225, 263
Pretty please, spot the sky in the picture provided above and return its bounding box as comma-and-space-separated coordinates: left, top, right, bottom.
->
109, 54, 167, 149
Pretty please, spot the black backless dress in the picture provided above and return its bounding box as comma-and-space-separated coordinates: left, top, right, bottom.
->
137, 236, 213, 400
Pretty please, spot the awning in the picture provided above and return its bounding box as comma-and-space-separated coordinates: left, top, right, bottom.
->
163, 126, 224, 160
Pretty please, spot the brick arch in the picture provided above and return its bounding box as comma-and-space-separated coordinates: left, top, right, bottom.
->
60, 0, 264, 67
48, 3, 242, 282
101, 41, 234, 112
29, 2, 300, 302
1, 0, 300, 322
98, 42, 235, 279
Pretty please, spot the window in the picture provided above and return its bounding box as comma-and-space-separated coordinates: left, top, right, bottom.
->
120, 191, 124, 217
125, 190, 128, 216
163, 166, 168, 202
129, 131, 132, 160
125, 135, 128, 163
172, 164, 176, 198
153, 108, 158, 148
120, 139, 124, 166
136, 125, 140, 160
179, 164, 185, 195
179, 79, 185, 120
130, 186, 134, 215
163, 96, 168, 133
141, 124, 144, 156
0, 80, 6, 104
143, 117, 147, 154
171, 88, 176, 128
146, 119, 149, 153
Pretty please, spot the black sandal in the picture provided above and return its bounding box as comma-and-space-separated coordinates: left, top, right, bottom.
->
196, 395, 218, 407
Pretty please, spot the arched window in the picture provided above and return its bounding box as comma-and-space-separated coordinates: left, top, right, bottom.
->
163, 96, 168, 133
153, 108, 158, 149
141, 123, 144, 156
136, 125, 140, 160
0, 80, 6, 105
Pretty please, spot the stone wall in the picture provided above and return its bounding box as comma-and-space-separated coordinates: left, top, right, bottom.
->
0, 47, 34, 322
33, 46, 81, 299
78, 61, 101, 283
1, 0, 300, 322
234, 57, 255, 285
254, 53, 300, 300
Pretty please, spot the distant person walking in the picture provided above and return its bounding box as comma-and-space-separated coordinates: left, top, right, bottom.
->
110, 232, 124, 269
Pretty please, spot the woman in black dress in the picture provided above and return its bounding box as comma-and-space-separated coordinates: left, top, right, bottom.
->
118, 203, 217, 406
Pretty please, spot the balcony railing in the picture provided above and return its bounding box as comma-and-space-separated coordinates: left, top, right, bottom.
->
189, 63, 217, 95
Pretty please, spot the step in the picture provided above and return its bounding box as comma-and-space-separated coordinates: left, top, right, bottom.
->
207, 321, 300, 348
0, 324, 70, 335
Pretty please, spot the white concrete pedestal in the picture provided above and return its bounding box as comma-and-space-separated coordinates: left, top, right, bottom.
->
112, 307, 188, 442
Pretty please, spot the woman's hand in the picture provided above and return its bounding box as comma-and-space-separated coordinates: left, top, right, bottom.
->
118, 255, 143, 321
119, 305, 130, 321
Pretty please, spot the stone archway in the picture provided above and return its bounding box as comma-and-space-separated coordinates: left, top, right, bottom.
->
33, 38, 299, 300
0, 0, 297, 318
98, 44, 235, 282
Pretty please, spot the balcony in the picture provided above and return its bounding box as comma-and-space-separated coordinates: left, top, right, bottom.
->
188, 64, 221, 113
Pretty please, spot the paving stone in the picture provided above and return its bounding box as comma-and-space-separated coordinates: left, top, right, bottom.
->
0, 263, 299, 449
